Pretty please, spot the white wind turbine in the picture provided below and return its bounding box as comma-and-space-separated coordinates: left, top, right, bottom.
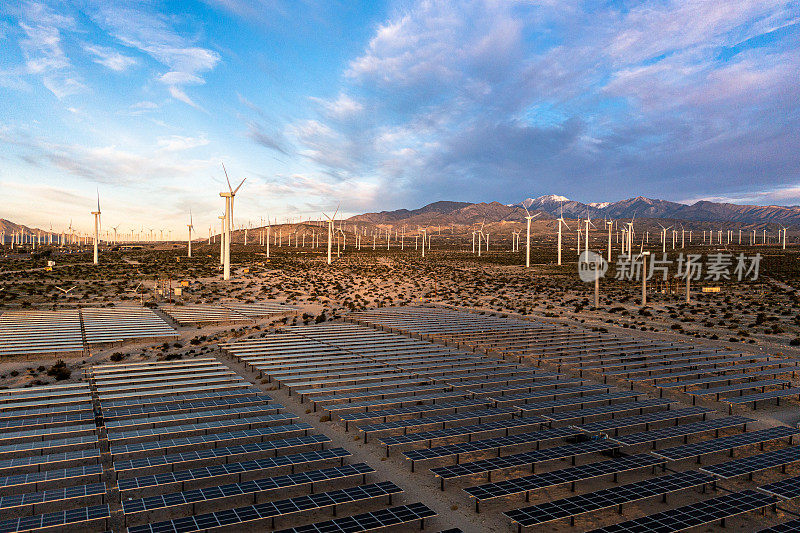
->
322, 205, 339, 265
658, 223, 671, 254
266, 217, 271, 259
220, 164, 246, 281
218, 215, 225, 265
583, 212, 596, 261
556, 205, 570, 265
187, 210, 194, 258
605, 218, 613, 261
55, 285, 77, 298
522, 202, 541, 268
625, 216, 635, 256
91, 190, 101, 265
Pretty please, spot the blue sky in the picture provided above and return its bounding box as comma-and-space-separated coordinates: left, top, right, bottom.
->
1, 0, 799, 235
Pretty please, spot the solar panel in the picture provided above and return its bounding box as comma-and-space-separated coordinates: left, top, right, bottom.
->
756, 518, 800, 532
759, 473, 800, 499
106, 413, 298, 442
584, 490, 777, 533
541, 398, 675, 422
109, 423, 314, 458
613, 416, 753, 446
0, 434, 98, 458
728, 387, 800, 405
504, 470, 715, 527
489, 384, 613, 405
464, 453, 666, 511
128, 501, 436, 533
654, 426, 800, 461
271, 503, 436, 533
357, 407, 522, 442
685, 379, 790, 398
701, 445, 800, 479
122, 470, 389, 517
0, 411, 95, 431
119, 460, 372, 495
114, 446, 347, 476
322, 391, 470, 413
104, 404, 282, 429
431, 439, 622, 490
0, 503, 110, 533
577, 406, 712, 435
380, 417, 544, 451
0, 449, 100, 476
0, 464, 103, 490
0, 482, 106, 511
102, 395, 274, 420
404, 427, 584, 469
338, 399, 493, 431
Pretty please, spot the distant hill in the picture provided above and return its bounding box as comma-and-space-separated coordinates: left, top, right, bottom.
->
347, 196, 800, 229
518, 196, 800, 224
348, 201, 552, 227
0, 219, 54, 237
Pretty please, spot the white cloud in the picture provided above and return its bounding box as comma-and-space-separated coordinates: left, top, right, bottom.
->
17, 2, 84, 98
83, 44, 137, 71
88, 3, 221, 107
310, 93, 364, 121
168, 86, 202, 110
157, 135, 209, 152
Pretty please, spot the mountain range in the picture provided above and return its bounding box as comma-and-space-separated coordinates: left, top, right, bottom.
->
348, 196, 800, 227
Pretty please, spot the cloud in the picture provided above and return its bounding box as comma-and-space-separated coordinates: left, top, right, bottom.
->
157, 135, 209, 152
168, 86, 202, 110
246, 122, 291, 156
83, 44, 137, 71
16, 1, 85, 98
282, 0, 800, 208
87, 2, 221, 106
309, 93, 364, 121
2, 128, 215, 185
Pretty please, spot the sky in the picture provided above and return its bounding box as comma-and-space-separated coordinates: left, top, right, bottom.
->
0, 0, 799, 235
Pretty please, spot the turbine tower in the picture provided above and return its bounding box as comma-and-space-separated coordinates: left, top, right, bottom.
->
187, 210, 194, 258
91, 191, 101, 265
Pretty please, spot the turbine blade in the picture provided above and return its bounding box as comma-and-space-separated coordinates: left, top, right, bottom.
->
222, 163, 233, 193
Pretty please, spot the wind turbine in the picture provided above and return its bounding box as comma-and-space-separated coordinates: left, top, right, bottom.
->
522, 202, 540, 268
605, 219, 613, 261
658, 223, 671, 254
55, 285, 77, 298
220, 163, 246, 281
187, 210, 194, 258
322, 205, 339, 265
583, 212, 596, 261
91, 190, 101, 265
556, 205, 570, 265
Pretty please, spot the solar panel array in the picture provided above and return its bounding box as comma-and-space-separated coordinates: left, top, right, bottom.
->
0, 310, 84, 357
334, 307, 800, 530
0, 382, 108, 532
349, 306, 800, 413
160, 301, 297, 325
0, 307, 180, 356
81, 306, 177, 345
79, 357, 435, 533
6, 304, 798, 532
